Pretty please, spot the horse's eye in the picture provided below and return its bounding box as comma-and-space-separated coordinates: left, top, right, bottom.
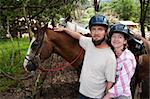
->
31, 41, 39, 50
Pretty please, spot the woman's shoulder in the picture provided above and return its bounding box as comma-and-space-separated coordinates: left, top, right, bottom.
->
125, 49, 136, 59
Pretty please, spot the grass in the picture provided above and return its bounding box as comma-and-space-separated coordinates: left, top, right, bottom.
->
0, 38, 30, 92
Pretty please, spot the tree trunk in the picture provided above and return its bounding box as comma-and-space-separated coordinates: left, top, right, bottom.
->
140, 0, 144, 38
141, 22, 145, 37
23, 0, 32, 41
139, 0, 150, 38
6, 17, 13, 41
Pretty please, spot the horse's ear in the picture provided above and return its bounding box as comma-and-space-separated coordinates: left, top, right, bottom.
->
42, 24, 48, 30
36, 24, 47, 41
38, 24, 47, 35
36, 22, 42, 31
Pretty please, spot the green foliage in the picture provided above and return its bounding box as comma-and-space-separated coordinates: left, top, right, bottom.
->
0, 38, 29, 72
110, 0, 140, 22
100, 2, 112, 12
145, 2, 150, 27
0, 0, 87, 38
80, 8, 95, 24
0, 38, 29, 92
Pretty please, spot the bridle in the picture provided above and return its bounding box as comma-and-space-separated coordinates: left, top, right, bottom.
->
24, 27, 45, 71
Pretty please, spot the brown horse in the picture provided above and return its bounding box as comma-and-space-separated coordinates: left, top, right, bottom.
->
23, 25, 149, 98
135, 38, 150, 99
127, 37, 150, 98
23, 25, 85, 98
131, 54, 149, 99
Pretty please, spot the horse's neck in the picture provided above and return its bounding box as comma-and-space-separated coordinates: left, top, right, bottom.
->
145, 41, 150, 55
47, 29, 84, 66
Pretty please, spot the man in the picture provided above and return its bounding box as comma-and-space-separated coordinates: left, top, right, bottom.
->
54, 14, 116, 99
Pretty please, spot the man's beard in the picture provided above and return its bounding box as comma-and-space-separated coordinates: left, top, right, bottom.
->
92, 37, 105, 46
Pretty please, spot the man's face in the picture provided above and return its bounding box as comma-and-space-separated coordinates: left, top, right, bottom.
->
90, 25, 106, 41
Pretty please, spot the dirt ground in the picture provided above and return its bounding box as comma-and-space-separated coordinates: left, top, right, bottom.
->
0, 54, 80, 99
0, 71, 146, 99
0, 54, 148, 99
0, 69, 80, 99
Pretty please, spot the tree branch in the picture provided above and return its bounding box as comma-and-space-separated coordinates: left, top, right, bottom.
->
1, 70, 34, 81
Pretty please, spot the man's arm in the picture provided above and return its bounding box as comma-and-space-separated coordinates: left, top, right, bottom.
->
54, 27, 82, 40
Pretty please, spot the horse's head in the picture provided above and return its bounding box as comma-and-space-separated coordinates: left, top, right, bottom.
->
23, 24, 46, 72
128, 38, 146, 56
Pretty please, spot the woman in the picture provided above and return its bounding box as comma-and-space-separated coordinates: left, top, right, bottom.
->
103, 24, 137, 99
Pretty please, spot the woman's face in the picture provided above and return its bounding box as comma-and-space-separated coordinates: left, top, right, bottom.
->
111, 33, 127, 49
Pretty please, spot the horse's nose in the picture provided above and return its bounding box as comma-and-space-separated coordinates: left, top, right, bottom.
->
26, 61, 38, 72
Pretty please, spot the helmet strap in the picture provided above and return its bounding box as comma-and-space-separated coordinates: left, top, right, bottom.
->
92, 37, 105, 46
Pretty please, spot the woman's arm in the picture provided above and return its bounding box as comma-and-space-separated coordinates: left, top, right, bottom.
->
105, 82, 113, 94
103, 82, 113, 99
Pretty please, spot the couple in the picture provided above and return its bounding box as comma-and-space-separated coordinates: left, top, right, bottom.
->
54, 14, 137, 99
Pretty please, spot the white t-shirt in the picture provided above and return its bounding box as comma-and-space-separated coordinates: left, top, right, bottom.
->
79, 36, 116, 99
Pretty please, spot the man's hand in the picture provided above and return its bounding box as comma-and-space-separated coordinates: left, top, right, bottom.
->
54, 27, 81, 40
54, 27, 65, 32
133, 34, 142, 40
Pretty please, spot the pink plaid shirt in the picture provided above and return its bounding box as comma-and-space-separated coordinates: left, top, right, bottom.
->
108, 49, 136, 98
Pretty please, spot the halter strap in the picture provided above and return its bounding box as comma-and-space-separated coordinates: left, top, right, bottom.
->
38, 48, 84, 72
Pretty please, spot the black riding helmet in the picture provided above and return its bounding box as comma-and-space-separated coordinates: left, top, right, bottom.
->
89, 14, 109, 30
109, 23, 130, 39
